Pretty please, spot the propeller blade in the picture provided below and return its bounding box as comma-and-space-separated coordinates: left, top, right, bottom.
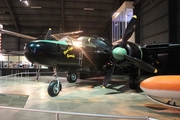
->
45, 28, 52, 40
0, 29, 37, 40
0, 24, 37, 40
90, 38, 112, 52
102, 60, 117, 87
124, 55, 158, 73
122, 15, 137, 43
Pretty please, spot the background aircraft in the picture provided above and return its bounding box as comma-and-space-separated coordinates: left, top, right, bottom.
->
140, 75, 180, 109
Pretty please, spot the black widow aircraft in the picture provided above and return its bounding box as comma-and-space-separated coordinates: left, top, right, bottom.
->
2, 15, 180, 97
23, 15, 157, 97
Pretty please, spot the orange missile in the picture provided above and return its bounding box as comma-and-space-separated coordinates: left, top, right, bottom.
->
140, 75, 180, 99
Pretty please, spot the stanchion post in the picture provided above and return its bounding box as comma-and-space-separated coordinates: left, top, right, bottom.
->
56, 113, 59, 120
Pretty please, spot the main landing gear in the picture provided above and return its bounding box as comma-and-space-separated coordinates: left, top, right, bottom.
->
128, 68, 140, 89
47, 67, 78, 97
67, 72, 77, 83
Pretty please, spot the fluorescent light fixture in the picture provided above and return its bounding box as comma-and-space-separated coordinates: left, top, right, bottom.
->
84, 8, 94, 11
20, 0, 29, 6
31, 6, 42, 9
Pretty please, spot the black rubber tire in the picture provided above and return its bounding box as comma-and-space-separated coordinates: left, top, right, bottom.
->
67, 73, 77, 83
47, 80, 62, 97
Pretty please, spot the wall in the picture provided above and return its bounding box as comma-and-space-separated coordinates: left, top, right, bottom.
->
2, 33, 30, 51
138, 0, 169, 45
134, 0, 180, 74
176, 1, 180, 42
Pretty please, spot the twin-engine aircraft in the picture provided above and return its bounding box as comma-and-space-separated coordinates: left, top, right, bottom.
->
1, 15, 180, 97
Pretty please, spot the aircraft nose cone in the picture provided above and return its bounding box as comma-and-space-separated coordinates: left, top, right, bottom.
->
24, 42, 45, 63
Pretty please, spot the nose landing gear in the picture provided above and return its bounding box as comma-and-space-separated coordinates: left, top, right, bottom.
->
48, 80, 62, 97
47, 66, 62, 97
47, 66, 78, 97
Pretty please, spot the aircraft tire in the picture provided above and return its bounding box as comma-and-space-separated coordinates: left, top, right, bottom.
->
67, 73, 77, 83
47, 80, 62, 97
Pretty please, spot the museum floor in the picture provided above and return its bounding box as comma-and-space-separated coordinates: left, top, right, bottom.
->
0, 75, 180, 120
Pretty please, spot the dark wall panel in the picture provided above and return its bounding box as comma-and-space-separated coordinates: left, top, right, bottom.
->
139, 0, 168, 45
177, 5, 180, 42
1, 35, 18, 51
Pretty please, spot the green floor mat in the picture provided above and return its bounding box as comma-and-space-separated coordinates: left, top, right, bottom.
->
0, 93, 29, 108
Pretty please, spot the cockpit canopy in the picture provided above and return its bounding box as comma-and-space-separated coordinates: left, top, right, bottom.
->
58, 36, 96, 47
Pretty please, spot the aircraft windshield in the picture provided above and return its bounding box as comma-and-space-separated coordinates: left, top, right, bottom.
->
58, 37, 73, 45
58, 36, 96, 47
77, 36, 96, 47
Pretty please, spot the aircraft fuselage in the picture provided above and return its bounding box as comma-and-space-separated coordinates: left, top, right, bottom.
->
24, 40, 112, 72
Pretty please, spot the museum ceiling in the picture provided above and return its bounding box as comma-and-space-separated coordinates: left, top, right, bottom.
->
0, 0, 134, 39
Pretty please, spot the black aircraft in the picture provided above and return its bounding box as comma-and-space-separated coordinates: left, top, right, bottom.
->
2, 15, 180, 97
23, 15, 157, 97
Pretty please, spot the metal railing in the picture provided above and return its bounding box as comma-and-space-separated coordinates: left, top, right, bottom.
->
0, 72, 157, 120
0, 71, 54, 82
0, 106, 154, 120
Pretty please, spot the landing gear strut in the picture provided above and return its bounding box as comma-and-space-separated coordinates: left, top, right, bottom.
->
47, 66, 62, 97
129, 68, 140, 89
167, 99, 176, 106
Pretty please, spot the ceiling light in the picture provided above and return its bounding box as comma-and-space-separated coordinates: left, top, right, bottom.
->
84, 8, 94, 11
20, 0, 29, 6
31, 6, 42, 9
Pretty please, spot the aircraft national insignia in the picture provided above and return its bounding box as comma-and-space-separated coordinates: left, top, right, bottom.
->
63, 47, 73, 55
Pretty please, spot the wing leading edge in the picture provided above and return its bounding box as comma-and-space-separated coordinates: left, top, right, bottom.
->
141, 43, 180, 54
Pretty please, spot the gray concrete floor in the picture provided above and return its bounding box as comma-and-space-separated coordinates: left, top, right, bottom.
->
0, 75, 180, 120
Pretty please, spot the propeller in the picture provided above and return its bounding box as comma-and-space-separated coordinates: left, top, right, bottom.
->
122, 15, 137, 42
102, 60, 117, 87
0, 24, 37, 40
45, 28, 52, 40
124, 55, 157, 73
90, 15, 157, 87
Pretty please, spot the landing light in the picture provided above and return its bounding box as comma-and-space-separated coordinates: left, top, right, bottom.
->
30, 44, 34, 47
36, 44, 40, 47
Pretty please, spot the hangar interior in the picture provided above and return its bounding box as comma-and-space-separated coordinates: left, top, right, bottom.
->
0, 0, 180, 120
0, 0, 179, 49
0, 0, 180, 74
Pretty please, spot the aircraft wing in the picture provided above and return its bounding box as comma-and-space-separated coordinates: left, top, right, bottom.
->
141, 43, 180, 54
